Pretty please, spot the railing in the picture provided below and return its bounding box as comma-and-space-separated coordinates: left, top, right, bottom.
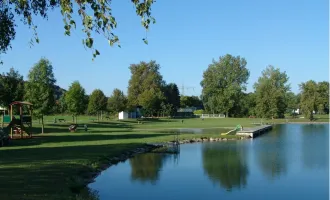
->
195, 114, 226, 118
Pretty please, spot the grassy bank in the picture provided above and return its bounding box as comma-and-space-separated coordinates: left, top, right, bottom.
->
0, 116, 328, 199
0, 117, 238, 200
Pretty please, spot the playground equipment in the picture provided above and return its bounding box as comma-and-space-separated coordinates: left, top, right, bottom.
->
221, 124, 242, 136
3, 101, 33, 139
0, 106, 8, 128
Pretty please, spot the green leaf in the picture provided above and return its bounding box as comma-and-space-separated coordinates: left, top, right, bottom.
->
69, 20, 76, 29
85, 38, 94, 48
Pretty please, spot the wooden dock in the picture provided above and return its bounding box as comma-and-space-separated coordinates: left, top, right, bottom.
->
236, 125, 273, 138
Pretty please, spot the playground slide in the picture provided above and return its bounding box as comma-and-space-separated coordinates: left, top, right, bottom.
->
221, 125, 242, 135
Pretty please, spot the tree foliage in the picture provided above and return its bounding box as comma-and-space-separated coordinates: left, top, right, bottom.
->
0, 67, 24, 108
254, 65, 290, 119
0, 0, 156, 61
107, 88, 127, 114
161, 83, 180, 116
127, 60, 165, 116
65, 81, 86, 121
299, 80, 319, 120
180, 95, 202, 108
316, 81, 329, 114
87, 89, 107, 115
24, 58, 56, 133
201, 54, 250, 117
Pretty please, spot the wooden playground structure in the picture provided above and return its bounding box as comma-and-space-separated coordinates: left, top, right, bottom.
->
2, 101, 33, 139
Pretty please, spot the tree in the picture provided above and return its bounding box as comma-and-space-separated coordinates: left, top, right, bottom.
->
180, 95, 202, 108
0, 0, 156, 62
0, 67, 24, 108
162, 83, 180, 116
316, 81, 329, 114
65, 81, 86, 123
285, 92, 298, 112
127, 60, 165, 116
254, 65, 290, 119
107, 89, 128, 114
58, 93, 68, 114
201, 54, 250, 117
299, 80, 319, 121
24, 58, 56, 134
87, 89, 107, 120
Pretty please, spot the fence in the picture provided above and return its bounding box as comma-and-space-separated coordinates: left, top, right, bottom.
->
195, 114, 226, 118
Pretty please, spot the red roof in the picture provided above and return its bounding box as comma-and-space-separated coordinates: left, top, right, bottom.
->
9, 101, 33, 106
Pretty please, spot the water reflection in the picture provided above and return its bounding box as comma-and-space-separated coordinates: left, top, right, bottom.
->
300, 124, 329, 170
129, 153, 173, 184
255, 125, 288, 180
202, 143, 249, 191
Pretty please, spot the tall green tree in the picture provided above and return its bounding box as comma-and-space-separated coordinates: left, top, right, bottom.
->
162, 83, 180, 116
24, 58, 56, 134
0, 0, 156, 61
316, 81, 329, 114
0, 67, 24, 108
201, 54, 250, 117
180, 95, 202, 108
254, 65, 290, 119
127, 60, 165, 116
87, 89, 107, 120
55, 93, 68, 114
299, 80, 319, 121
107, 89, 128, 114
65, 81, 87, 123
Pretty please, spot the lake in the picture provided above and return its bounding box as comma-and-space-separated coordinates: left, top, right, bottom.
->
89, 124, 329, 200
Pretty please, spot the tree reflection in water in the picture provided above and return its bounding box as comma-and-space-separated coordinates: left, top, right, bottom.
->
129, 153, 173, 184
202, 143, 248, 191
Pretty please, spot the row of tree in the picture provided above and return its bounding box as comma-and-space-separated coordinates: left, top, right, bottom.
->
0, 58, 187, 133
200, 54, 329, 120
0, 55, 328, 133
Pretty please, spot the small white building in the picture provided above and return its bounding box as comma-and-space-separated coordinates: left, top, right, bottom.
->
118, 111, 128, 120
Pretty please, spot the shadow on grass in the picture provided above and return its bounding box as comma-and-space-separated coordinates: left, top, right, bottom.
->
8, 133, 174, 147
0, 143, 143, 200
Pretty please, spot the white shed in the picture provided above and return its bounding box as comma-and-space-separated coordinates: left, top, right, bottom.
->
118, 111, 128, 120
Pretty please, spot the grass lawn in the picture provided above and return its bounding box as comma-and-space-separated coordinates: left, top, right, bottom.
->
0, 115, 328, 200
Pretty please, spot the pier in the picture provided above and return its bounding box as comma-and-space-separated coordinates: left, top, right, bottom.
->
236, 125, 273, 138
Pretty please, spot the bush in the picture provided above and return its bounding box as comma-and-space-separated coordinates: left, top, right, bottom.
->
193, 109, 204, 115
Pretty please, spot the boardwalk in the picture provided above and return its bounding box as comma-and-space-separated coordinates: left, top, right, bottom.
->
236, 125, 273, 138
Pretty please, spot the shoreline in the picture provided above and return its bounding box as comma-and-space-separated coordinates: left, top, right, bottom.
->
72, 121, 329, 198
76, 135, 245, 197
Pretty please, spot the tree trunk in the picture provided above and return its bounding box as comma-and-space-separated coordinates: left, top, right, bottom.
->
76, 115, 78, 124
226, 111, 228, 118
41, 115, 44, 134
72, 115, 74, 123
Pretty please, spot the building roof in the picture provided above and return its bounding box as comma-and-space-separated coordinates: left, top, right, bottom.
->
9, 101, 33, 106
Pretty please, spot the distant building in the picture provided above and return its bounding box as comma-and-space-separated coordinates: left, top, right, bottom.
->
118, 111, 128, 120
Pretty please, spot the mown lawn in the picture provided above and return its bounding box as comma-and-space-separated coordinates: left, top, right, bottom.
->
0, 115, 328, 200
0, 117, 238, 200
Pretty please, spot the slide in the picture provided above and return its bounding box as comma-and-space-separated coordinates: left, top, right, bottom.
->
221, 125, 242, 135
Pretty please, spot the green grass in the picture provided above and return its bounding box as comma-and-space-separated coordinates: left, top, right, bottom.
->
0, 115, 328, 200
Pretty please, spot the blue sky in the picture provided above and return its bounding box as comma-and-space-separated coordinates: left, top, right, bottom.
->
1, 0, 328, 97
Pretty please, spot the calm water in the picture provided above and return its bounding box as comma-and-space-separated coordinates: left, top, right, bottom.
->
89, 124, 329, 200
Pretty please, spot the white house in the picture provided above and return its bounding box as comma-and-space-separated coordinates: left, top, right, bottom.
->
118, 111, 128, 120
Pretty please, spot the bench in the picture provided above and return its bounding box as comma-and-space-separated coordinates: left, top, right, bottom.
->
58, 119, 66, 122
